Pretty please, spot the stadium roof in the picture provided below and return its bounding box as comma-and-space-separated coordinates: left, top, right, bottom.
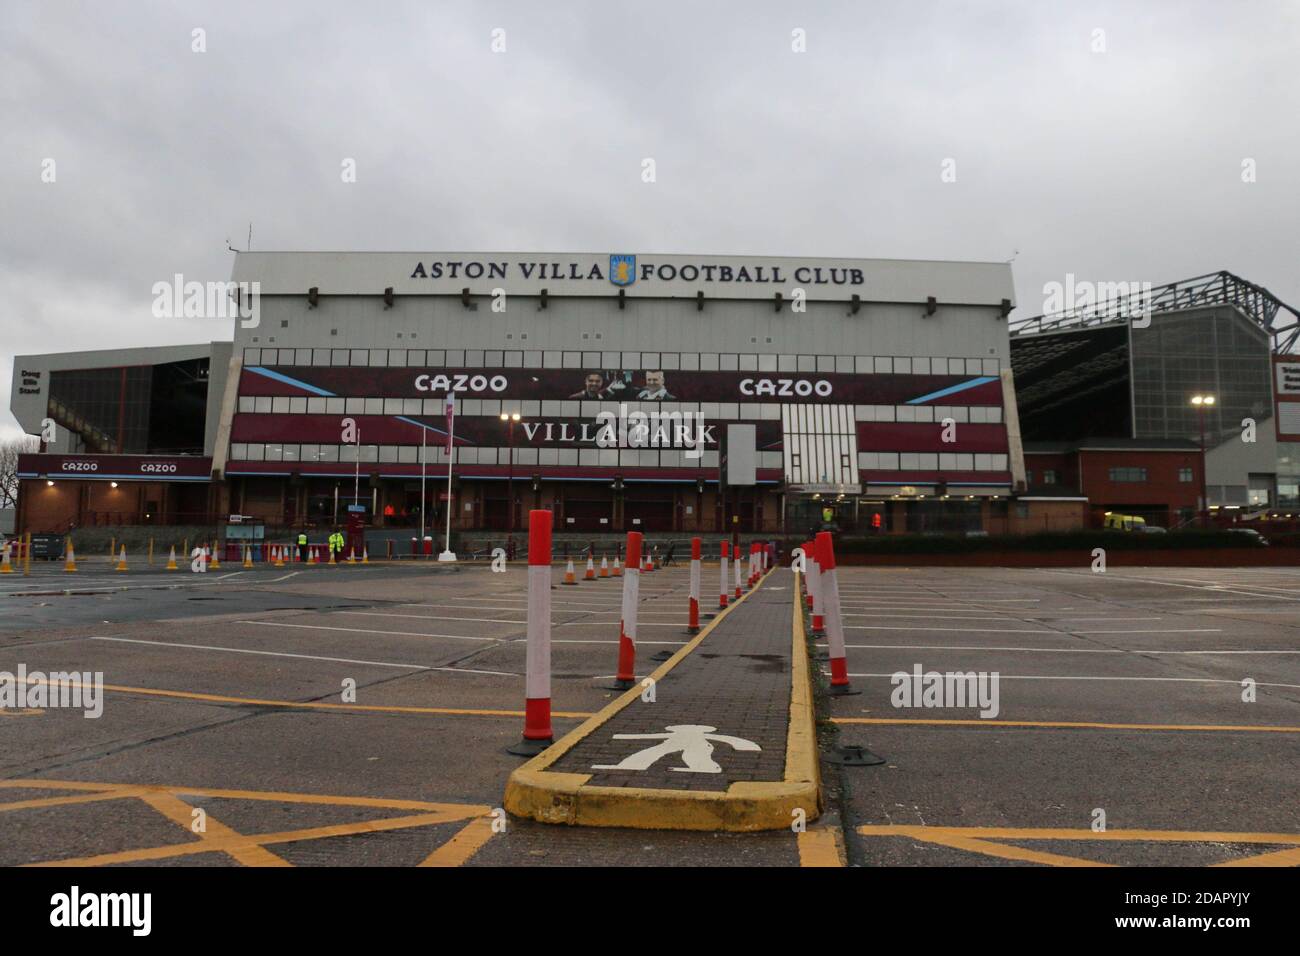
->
1010, 270, 1300, 352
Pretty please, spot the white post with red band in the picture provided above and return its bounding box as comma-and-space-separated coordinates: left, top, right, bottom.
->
800, 541, 811, 608
688, 537, 701, 633
719, 541, 730, 608
521, 510, 554, 746
734, 544, 743, 598
614, 531, 642, 689
809, 539, 825, 637
816, 530, 854, 695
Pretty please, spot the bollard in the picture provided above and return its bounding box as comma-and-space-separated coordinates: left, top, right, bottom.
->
718, 541, 730, 609
734, 544, 743, 599
817, 531, 858, 696
562, 557, 578, 585
508, 510, 555, 756
805, 539, 816, 609
808, 540, 825, 638
687, 536, 701, 633
609, 531, 642, 690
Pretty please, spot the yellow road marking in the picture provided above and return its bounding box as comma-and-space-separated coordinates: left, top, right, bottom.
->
833, 717, 1300, 733
0, 788, 147, 813
139, 791, 291, 867
856, 825, 1300, 867
30, 812, 458, 867
1216, 846, 1300, 867
419, 814, 497, 867
0, 778, 489, 813
12, 676, 593, 720
1, 778, 492, 867
797, 826, 846, 867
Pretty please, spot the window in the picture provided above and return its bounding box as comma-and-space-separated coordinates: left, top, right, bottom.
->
1179, 467, 1194, 482
1109, 466, 1148, 483
1043, 469, 1057, 485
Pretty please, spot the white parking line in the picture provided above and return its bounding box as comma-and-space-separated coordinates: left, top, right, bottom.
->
89, 636, 517, 675
845, 625, 1222, 634
237, 620, 495, 641
338, 611, 527, 625
842, 672, 1300, 689
837, 643, 1300, 655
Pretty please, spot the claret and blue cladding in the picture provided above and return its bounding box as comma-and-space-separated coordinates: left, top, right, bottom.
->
10, 252, 1023, 534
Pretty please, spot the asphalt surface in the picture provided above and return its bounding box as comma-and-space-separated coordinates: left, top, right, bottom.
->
1, 559, 1297, 866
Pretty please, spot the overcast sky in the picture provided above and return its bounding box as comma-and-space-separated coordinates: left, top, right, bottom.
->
3, 0, 1298, 439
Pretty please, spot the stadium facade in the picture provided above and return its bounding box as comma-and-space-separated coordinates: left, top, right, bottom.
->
10, 251, 1024, 536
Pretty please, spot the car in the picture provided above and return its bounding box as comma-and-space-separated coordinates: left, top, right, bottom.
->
1226, 528, 1269, 546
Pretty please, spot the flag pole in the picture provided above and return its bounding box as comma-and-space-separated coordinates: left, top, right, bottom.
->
419, 424, 427, 543
438, 393, 457, 561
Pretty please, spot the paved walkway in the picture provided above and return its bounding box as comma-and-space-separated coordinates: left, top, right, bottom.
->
506, 567, 819, 830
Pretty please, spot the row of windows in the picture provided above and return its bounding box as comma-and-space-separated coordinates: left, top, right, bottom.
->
236, 395, 1003, 424
858, 452, 1009, 472
243, 347, 1001, 378
1108, 467, 1148, 482
229, 443, 769, 469
227, 442, 1009, 473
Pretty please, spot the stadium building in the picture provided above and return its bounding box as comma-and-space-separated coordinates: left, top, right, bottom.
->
10, 251, 1023, 537
1010, 271, 1300, 527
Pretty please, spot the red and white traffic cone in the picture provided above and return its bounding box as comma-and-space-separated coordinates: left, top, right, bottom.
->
608, 531, 642, 690
599, 555, 609, 578
562, 557, 578, 585
817, 531, 858, 697
718, 541, 730, 609
612, 555, 622, 576
584, 554, 596, 580
509, 510, 555, 756
809, 539, 825, 638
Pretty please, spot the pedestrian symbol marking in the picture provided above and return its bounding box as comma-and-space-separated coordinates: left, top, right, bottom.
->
592, 724, 761, 774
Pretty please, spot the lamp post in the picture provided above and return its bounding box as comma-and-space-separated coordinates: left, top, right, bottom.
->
501, 412, 521, 533
1191, 394, 1216, 528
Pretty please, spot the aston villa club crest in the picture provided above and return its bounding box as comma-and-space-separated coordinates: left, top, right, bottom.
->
609, 254, 636, 287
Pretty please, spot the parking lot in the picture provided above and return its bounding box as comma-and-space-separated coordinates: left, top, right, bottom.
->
1, 559, 1297, 866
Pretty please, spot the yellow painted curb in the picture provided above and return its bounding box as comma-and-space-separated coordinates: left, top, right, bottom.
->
503, 569, 822, 831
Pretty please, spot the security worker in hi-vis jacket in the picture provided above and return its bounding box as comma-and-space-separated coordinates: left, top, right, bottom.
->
328, 529, 345, 561
297, 530, 309, 563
